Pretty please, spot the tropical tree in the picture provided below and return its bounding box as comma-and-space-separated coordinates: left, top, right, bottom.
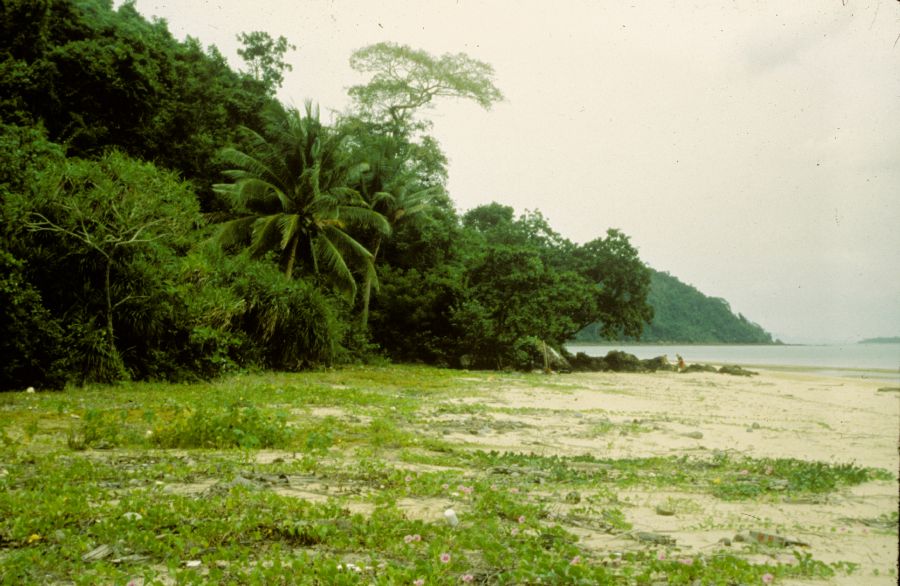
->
348, 42, 503, 135
214, 103, 389, 301
343, 127, 444, 327
237, 31, 296, 93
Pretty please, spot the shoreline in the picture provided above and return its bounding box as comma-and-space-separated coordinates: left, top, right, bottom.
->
458, 367, 899, 583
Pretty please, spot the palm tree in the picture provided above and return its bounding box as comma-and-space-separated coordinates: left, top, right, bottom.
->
213, 103, 389, 301
350, 131, 441, 327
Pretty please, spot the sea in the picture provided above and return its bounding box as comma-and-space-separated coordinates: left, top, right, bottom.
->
565, 343, 900, 383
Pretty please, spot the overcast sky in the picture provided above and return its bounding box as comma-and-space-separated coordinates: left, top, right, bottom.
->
124, 0, 900, 344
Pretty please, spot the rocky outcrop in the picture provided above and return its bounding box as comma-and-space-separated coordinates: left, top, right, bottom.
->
568, 350, 673, 373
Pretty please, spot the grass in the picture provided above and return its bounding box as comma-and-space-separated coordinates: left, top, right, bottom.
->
0, 365, 894, 584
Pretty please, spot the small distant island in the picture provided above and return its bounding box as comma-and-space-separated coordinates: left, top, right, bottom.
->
859, 337, 900, 344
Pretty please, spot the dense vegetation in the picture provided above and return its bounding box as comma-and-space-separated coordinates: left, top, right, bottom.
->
0, 0, 655, 390
577, 269, 776, 344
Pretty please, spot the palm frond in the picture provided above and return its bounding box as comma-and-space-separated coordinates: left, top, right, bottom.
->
338, 205, 391, 235
249, 214, 283, 258
277, 214, 301, 250
312, 234, 357, 301
214, 216, 257, 249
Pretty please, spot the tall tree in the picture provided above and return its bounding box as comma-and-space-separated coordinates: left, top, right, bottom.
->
214, 103, 389, 301
568, 229, 654, 339
237, 31, 296, 93
348, 42, 503, 134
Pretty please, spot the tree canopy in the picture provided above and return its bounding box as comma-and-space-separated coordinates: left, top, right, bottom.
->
348, 42, 503, 132
0, 0, 681, 388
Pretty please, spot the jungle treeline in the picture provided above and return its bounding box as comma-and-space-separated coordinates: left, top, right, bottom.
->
1, 0, 662, 390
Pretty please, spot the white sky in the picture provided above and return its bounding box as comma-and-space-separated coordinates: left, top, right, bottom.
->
124, 0, 900, 344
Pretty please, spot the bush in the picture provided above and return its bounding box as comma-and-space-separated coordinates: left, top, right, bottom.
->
0, 250, 69, 390
152, 400, 293, 449
182, 249, 347, 371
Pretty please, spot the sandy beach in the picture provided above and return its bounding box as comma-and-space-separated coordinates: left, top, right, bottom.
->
434, 368, 900, 584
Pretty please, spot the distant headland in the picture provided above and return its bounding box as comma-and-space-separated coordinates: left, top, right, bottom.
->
858, 337, 900, 344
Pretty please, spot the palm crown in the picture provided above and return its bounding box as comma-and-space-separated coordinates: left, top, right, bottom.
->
214, 103, 389, 301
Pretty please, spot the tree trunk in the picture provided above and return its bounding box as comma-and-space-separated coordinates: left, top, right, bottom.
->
284, 234, 299, 278
104, 257, 115, 345
359, 238, 381, 329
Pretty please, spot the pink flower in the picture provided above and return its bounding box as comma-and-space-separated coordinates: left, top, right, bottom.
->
739, 469, 749, 475
440, 553, 451, 564
570, 555, 581, 565
414, 580, 425, 586
511, 528, 519, 536
404, 534, 422, 544
509, 487, 519, 494
405, 475, 413, 483
517, 515, 526, 524
679, 558, 693, 565
657, 551, 666, 561
761, 573, 774, 584
442, 483, 450, 491
461, 575, 474, 583
459, 485, 473, 495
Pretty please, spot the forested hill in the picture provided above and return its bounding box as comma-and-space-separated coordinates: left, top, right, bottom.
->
576, 269, 777, 344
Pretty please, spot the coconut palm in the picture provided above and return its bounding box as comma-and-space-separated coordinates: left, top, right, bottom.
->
350, 131, 441, 327
213, 102, 389, 301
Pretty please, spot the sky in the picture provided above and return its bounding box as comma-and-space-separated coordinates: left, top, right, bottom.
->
122, 0, 900, 344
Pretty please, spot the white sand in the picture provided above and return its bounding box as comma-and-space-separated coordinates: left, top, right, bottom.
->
440, 369, 899, 584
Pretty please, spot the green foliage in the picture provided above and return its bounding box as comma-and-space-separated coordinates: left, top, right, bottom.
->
0, 251, 69, 390
0, 0, 274, 205
152, 400, 293, 449
577, 269, 776, 343
182, 247, 347, 370
0, 366, 880, 584
237, 30, 296, 92
348, 41, 503, 131
0, 0, 660, 380
214, 103, 388, 299
18, 151, 201, 383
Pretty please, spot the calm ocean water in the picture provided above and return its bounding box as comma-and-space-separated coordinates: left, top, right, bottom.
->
566, 343, 900, 381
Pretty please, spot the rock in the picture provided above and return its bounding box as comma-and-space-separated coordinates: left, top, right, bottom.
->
569, 352, 609, 372
514, 337, 571, 371
751, 422, 761, 429
603, 350, 644, 372
564, 491, 581, 504
682, 363, 718, 373
444, 508, 459, 526
655, 505, 676, 516
747, 530, 809, 547
718, 537, 731, 546
683, 431, 704, 439
82, 544, 113, 562
633, 531, 676, 545
642, 355, 674, 372
877, 387, 900, 393
718, 365, 757, 376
